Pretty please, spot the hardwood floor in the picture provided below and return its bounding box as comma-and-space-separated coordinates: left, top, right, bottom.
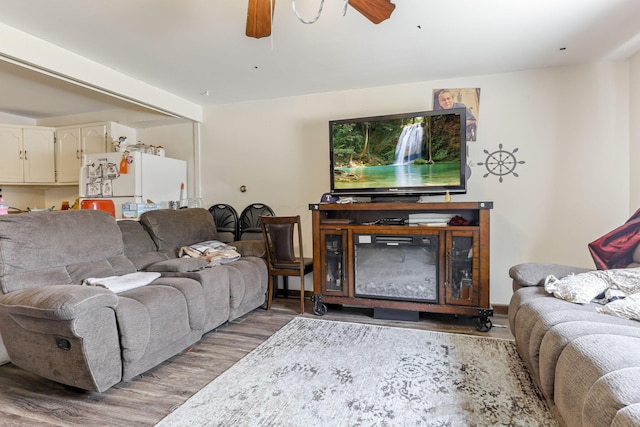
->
0, 297, 513, 426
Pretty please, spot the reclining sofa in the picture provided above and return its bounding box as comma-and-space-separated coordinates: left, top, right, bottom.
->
509, 261, 640, 427
0, 208, 267, 392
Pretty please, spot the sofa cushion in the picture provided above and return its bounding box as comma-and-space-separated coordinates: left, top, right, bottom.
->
117, 218, 170, 269
0, 210, 128, 294
118, 219, 158, 253
233, 240, 266, 258
511, 292, 595, 371
116, 277, 205, 380
509, 263, 592, 288
555, 335, 640, 427
538, 320, 640, 401
140, 208, 217, 254
145, 258, 207, 272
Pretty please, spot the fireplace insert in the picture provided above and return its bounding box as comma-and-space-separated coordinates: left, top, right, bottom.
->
354, 233, 438, 303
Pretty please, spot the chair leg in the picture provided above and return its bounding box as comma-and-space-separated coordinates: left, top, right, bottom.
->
266, 275, 274, 310
299, 275, 305, 315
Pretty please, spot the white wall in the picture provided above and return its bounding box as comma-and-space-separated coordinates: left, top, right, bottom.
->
630, 52, 640, 212
200, 62, 631, 306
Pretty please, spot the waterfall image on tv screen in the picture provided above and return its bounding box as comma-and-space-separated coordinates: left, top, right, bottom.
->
330, 108, 466, 196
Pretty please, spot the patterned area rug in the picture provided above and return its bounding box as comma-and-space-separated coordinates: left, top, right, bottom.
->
156, 318, 557, 426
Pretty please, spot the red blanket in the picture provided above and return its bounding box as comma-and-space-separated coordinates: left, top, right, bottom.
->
589, 208, 640, 269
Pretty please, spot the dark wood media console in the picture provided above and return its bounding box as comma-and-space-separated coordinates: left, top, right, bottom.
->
309, 201, 494, 331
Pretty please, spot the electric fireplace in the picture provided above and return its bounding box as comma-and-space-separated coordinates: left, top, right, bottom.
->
354, 234, 439, 303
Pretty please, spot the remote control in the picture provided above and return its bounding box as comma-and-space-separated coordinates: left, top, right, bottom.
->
378, 218, 405, 225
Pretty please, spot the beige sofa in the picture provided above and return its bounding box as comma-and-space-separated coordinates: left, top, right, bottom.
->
0, 208, 267, 392
509, 262, 640, 427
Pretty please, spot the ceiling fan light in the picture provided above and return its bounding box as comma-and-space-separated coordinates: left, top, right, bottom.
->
291, 0, 325, 25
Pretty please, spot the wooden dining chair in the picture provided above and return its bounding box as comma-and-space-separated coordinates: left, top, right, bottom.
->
260, 215, 313, 314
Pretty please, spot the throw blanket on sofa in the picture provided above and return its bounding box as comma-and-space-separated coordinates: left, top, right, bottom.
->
82, 272, 161, 293
545, 267, 640, 320
179, 240, 241, 265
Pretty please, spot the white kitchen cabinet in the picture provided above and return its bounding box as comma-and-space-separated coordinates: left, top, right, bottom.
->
56, 122, 136, 183
0, 125, 55, 183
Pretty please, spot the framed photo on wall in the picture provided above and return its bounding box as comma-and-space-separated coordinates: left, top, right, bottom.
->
433, 88, 481, 141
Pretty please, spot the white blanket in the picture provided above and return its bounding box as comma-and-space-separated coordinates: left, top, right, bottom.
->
83, 272, 161, 293
545, 267, 640, 320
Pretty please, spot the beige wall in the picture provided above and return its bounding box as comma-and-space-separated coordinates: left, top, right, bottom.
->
630, 52, 640, 213
0, 60, 634, 306
200, 62, 632, 305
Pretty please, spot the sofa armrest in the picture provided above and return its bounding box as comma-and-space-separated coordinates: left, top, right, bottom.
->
0, 285, 118, 320
144, 258, 208, 272
509, 262, 593, 287
232, 240, 266, 258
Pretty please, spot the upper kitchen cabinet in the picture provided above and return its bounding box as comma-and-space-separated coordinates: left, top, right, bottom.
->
0, 125, 55, 184
56, 122, 136, 183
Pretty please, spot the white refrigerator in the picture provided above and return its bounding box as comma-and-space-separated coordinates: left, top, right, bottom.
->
79, 151, 187, 218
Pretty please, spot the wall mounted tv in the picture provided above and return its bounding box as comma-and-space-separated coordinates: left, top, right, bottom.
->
329, 107, 467, 199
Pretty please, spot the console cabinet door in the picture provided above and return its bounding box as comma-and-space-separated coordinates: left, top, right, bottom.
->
445, 230, 480, 306
319, 229, 348, 296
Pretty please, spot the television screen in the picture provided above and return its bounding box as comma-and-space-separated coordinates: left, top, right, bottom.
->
329, 108, 467, 198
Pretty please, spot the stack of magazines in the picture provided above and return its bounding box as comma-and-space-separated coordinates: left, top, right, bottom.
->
407, 213, 454, 226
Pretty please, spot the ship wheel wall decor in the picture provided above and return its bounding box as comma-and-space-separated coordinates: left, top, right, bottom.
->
476, 144, 525, 183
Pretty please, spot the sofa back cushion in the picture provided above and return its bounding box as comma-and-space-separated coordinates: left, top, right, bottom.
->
140, 208, 217, 255
0, 210, 135, 294
117, 219, 170, 269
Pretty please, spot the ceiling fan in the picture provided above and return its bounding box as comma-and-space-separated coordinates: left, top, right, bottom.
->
246, 0, 396, 39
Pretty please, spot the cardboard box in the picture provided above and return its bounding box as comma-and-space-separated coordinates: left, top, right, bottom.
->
121, 202, 162, 219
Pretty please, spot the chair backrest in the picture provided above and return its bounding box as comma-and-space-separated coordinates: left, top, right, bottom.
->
240, 203, 275, 240
260, 215, 304, 269
208, 204, 239, 242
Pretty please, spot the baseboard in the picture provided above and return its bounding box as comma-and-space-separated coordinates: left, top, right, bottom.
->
493, 304, 508, 315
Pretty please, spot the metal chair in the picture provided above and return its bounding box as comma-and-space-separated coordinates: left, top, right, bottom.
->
239, 203, 275, 240
260, 215, 313, 314
208, 203, 239, 243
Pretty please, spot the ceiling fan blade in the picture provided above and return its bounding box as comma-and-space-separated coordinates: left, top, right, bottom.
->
348, 0, 395, 24
246, 0, 276, 39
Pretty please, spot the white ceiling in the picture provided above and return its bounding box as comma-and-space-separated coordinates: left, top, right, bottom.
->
0, 0, 639, 120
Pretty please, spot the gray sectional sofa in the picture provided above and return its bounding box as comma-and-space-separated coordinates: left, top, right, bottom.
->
509, 262, 640, 427
0, 208, 267, 392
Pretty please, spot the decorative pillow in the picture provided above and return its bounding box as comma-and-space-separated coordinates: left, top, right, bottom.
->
597, 293, 640, 321
544, 272, 610, 304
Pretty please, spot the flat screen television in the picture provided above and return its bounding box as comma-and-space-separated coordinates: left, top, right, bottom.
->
329, 108, 467, 199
